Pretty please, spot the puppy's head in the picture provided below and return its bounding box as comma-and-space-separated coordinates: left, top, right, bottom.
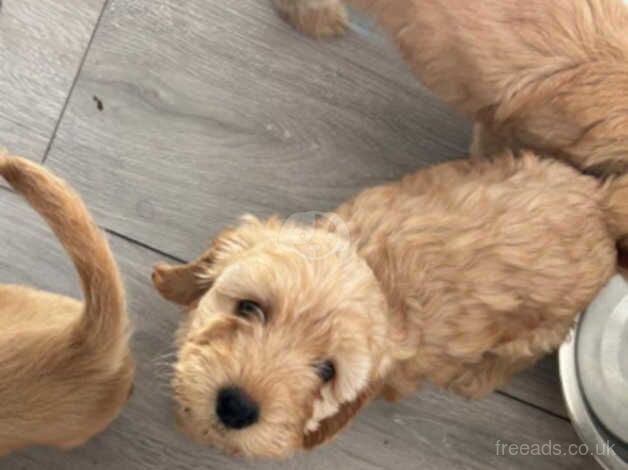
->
155, 216, 392, 458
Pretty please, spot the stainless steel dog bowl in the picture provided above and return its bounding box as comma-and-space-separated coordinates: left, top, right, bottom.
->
560, 274, 628, 470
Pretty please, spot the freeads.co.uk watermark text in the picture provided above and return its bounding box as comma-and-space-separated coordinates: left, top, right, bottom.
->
495, 440, 616, 457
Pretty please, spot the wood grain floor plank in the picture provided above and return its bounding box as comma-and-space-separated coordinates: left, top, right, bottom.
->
0, 0, 105, 161
0, 188, 594, 469
44, 0, 471, 261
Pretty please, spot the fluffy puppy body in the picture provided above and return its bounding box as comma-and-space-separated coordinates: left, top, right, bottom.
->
272, 0, 628, 176
0, 156, 134, 455
154, 153, 628, 458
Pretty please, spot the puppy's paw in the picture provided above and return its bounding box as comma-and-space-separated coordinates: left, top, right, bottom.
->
274, 0, 349, 37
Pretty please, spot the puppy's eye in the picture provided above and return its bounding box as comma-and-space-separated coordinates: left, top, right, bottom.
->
236, 300, 265, 322
316, 360, 336, 383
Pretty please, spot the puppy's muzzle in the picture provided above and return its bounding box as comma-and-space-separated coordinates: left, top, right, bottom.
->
216, 386, 259, 430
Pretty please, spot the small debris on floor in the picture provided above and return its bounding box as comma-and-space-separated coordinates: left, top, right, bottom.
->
93, 95, 104, 111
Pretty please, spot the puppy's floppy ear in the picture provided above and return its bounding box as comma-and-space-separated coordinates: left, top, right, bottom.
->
152, 215, 268, 306
302, 382, 380, 449
152, 260, 212, 306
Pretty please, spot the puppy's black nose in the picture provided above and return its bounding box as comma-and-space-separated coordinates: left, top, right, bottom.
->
216, 387, 259, 430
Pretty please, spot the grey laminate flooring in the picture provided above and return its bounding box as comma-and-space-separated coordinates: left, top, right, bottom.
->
0, 1, 596, 468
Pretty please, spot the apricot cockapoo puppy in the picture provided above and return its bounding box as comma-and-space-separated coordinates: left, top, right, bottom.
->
274, 0, 628, 176
153, 153, 628, 458
0, 155, 134, 455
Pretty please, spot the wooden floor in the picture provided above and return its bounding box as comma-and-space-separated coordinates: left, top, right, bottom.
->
0, 1, 597, 469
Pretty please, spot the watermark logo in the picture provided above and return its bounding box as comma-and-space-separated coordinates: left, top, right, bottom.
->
495, 439, 616, 457
280, 211, 350, 261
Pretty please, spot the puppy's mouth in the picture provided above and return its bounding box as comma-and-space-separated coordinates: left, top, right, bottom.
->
175, 403, 228, 439
176, 410, 247, 456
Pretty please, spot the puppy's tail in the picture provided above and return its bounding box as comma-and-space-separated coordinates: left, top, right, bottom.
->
0, 155, 127, 347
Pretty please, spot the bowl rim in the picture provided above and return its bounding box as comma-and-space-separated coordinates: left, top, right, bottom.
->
559, 316, 628, 470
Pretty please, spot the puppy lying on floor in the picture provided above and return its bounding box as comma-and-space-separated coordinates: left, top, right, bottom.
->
153, 152, 628, 458
0, 155, 134, 455
272, 0, 628, 176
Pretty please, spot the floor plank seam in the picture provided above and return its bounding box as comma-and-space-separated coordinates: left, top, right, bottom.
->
104, 228, 188, 264
496, 390, 569, 422
1, 185, 185, 263
41, 0, 112, 165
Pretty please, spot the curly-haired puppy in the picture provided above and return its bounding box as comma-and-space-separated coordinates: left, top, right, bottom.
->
153, 153, 628, 458
0, 155, 134, 455
272, 0, 628, 176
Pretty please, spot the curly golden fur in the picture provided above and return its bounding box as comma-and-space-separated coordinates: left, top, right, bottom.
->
272, 0, 628, 176
153, 153, 628, 458
0, 155, 134, 455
